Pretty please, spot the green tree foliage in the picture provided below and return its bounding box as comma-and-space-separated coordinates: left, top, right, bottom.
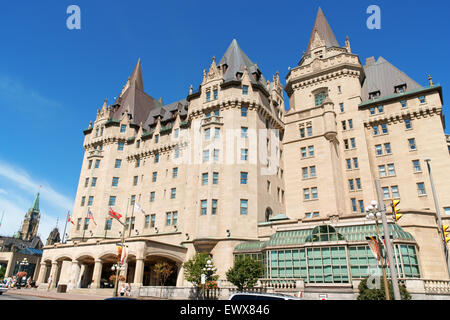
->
226, 256, 264, 291
357, 276, 411, 300
183, 253, 218, 287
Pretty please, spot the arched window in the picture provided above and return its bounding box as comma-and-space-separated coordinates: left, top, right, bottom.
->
308, 225, 345, 242
265, 207, 273, 222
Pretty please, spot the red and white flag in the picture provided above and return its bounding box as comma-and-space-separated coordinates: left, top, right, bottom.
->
108, 208, 122, 221
133, 203, 145, 214
121, 245, 128, 265
68, 211, 75, 225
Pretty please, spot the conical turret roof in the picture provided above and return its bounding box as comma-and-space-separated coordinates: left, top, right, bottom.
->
306, 7, 340, 54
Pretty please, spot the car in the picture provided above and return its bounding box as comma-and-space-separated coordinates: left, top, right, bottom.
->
229, 292, 302, 300
0, 284, 8, 295
104, 297, 136, 300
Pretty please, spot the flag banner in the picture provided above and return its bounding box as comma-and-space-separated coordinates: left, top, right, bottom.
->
121, 245, 128, 265
109, 208, 122, 221
367, 236, 381, 264
68, 211, 75, 225
88, 209, 97, 226
134, 203, 145, 214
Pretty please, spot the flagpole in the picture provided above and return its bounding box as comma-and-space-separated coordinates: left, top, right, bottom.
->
113, 197, 129, 297
62, 211, 69, 244
82, 207, 89, 242
0, 211, 4, 232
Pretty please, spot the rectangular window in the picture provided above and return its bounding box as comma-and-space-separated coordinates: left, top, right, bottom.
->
412, 160, 421, 172
201, 200, 207, 215
311, 187, 318, 199
340, 103, 344, 112
130, 195, 136, 206
240, 172, 248, 184
166, 212, 172, 226
155, 153, 159, 163
391, 186, 400, 198
405, 119, 412, 129
373, 125, 379, 135
88, 160, 93, 169
401, 100, 407, 108
240, 199, 248, 215
109, 196, 116, 206
381, 123, 388, 134
369, 107, 375, 115
375, 144, 382, 155
118, 142, 124, 151
349, 179, 355, 191
173, 167, 178, 178
95, 160, 100, 168
81, 196, 85, 207
202, 173, 208, 185
384, 143, 392, 154
382, 187, 390, 199
377, 105, 384, 113
379, 165, 386, 177
344, 139, 349, 149
214, 128, 220, 139
150, 192, 155, 202
342, 121, 347, 131
152, 172, 157, 182
358, 200, 365, 214
300, 128, 305, 138
130, 217, 135, 230
112, 177, 119, 187
444, 207, 450, 215
144, 215, 150, 228
302, 167, 308, 179
241, 149, 248, 161
301, 147, 307, 158
356, 178, 362, 190
77, 218, 82, 231
136, 158, 140, 168
213, 149, 219, 162
353, 158, 359, 169
205, 128, 210, 140
346, 159, 352, 170
174, 128, 179, 139
171, 188, 176, 199
351, 198, 357, 212
155, 134, 159, 143
315, 92, 326, 106
348, 119, 353, 129
241, 107, 248, 117
105, 218, 112, 231
203, 150, 209, 163
85, 178, 89, 188
213, 89, 218, 100
151, 214, 156, 228
115, 159, 122, 168
387, 163, 396, 176
213, 172, 219, 184
133, 176, 138, 186
419, 96, 426, 103
350, 138, 356, 149
206, 91, 211, 102
310, 166, 316, 177
307, 126, 313, 137
408, 138, 417, 150
120, 125, 126, 133
303, 189, 310, 200
173, 212, 178, 226
241, 127, 248, 138
212, 199, 218, 215
308, 146, 314, 157
242, 85, 248, 95
88, 196, 94, 206
417, 183, 426, 196
136, 140, 141, 149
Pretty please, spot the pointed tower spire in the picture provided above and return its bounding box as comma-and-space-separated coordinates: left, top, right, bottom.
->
30, 192, 40, 213
306, 7, 340, 54
130, 58, 144, 91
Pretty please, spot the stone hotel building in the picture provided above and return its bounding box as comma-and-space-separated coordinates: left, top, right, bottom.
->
38, 8, 450, 297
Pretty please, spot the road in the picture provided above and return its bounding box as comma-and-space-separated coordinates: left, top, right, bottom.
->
0, 292, 55, 300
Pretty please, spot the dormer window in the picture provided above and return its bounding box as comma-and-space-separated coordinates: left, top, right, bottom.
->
242, 85, 249, 95
314, 92, 326, 106
395, 84, 407, 93
369, 91, 380, 100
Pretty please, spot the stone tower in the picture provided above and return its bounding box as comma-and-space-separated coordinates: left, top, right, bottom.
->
19, 192, 41, 241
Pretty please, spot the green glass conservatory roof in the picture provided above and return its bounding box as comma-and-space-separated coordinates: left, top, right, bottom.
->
234, 223, 415, 252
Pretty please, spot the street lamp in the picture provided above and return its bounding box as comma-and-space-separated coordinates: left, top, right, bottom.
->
18, 258, 29, 289
201, 259, 215, 300
366, 201, 390, 300
111, 262, 126, 294
424, 158, 450, 277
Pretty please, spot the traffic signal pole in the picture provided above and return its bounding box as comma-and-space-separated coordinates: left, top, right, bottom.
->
375, 180, 401, 300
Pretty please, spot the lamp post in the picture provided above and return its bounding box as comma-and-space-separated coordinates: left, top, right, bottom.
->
111, 262, 126, 294
424, 158, 450, 277
18, 258, 29, 289
201, 259, 214, 300
366, 201, 390, 300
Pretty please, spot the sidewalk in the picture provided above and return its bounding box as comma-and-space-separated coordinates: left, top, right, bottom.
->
5, 288, 109, 300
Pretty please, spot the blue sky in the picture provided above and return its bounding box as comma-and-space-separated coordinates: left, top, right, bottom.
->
0, 0, 449, 240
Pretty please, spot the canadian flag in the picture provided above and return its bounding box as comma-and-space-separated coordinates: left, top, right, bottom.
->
108, 208, 122, 221
68, 211, 75, 225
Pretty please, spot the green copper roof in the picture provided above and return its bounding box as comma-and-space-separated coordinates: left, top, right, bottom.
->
30, 193, 40, 212
234, 223, 415, 252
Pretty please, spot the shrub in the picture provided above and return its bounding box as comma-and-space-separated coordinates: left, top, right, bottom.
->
357, 276, 411, 300
226, 256, 263, 291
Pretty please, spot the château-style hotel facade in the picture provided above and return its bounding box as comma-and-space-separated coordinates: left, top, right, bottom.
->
38, 8, 450, 296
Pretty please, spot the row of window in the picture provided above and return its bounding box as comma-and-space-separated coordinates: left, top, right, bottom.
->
372, 119, 412, 135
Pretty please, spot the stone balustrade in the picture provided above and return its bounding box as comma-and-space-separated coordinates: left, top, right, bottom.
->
424, 280, 450, 294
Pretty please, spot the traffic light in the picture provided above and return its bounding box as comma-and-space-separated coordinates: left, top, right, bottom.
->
443, 225, 450, 243
392, 199, 402, 222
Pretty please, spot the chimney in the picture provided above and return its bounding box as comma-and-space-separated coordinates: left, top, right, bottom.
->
365, 56, 376, 66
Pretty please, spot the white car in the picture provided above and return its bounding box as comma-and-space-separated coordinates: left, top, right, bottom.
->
0, 284, 8, 295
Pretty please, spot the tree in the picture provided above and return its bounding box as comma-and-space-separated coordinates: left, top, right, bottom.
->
153, 262, 174, 297
183, 253, 218, 287
226, 256, 263, 291
357, 276, 411, 300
